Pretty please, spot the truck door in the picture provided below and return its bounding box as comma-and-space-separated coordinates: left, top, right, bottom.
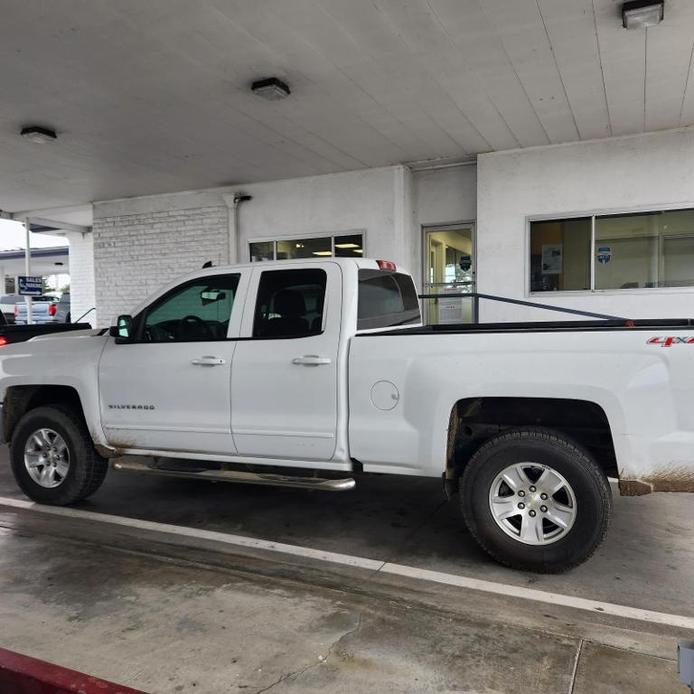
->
98, 271, 248, 455
231, 264, 341, 461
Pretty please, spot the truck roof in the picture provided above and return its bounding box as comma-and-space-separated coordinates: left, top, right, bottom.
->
126, 257, 410, 318
184, 256, 406, 276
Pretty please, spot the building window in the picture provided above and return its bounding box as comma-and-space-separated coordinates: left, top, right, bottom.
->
277, 237, 331, 260
249, 233, 364, 262
530, 208, 694, 292
249, 241, 274, 262
530, 218, 591, 292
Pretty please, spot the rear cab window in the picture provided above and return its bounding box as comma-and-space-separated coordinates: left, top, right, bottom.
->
357, 270, 421, 331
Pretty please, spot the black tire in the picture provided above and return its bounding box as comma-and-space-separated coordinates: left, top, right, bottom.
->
10, 405, 108, 505
460, 428, 611, 573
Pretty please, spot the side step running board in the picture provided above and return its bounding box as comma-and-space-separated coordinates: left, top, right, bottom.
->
112, 459, 356, 492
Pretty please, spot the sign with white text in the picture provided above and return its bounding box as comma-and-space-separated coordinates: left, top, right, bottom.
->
18, 275, 42, 296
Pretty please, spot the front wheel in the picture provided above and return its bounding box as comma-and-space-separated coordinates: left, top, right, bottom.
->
460, 428, 611, 573
10, 405, 108, 505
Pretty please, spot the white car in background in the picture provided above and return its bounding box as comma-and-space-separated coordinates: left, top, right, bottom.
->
13, 295, 58, 325
0, 294, 23, 324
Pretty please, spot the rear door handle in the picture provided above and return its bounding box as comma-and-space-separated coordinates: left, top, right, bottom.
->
292, 355, 332, 366
191, 356, 226, 366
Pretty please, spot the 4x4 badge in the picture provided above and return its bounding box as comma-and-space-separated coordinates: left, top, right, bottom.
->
647, 336, 694, 347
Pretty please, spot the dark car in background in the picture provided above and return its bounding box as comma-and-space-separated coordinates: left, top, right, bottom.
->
0, 308, 91, 346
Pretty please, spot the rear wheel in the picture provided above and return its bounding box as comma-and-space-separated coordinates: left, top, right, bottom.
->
10, 405, 108, 505
460, 428, 611, 573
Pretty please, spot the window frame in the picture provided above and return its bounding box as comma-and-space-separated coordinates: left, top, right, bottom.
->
526, 204, 694, 297
133, 273, 242, 344
248, 229, 366, 262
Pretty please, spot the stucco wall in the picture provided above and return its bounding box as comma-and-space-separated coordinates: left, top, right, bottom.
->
92, 166, 417, 326
234, 165, 416, 273
412, 164, 477, 285
477, 127, 694, 321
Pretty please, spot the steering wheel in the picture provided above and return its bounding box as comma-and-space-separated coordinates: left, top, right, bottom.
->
176, 314, 211, 340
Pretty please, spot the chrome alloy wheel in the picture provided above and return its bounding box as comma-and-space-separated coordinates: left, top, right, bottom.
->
488, 462, 577, 546
24, 428, 70, 489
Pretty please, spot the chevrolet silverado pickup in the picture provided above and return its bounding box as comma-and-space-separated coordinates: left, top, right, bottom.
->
1, 257, 693, 572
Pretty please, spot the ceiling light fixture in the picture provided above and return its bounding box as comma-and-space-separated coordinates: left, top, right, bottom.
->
312, 251, 333, 257
622, 0, 664, 29
334, 243, 361, 249
20, 125, 57, 143
251, 77, 291, 101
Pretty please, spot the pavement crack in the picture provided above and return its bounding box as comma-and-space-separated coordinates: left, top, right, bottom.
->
252, 612, 363, 693
326, 611, 363, 659
568, 638, 584, 694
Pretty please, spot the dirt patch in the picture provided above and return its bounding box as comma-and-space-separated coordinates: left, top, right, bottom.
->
619, 465, 694, 495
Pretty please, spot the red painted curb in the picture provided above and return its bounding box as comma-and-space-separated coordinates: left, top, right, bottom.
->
0, 647, 148, 694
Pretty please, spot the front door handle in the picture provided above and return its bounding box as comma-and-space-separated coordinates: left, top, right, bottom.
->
191, 356, 226, 366
292, 355, 332, 367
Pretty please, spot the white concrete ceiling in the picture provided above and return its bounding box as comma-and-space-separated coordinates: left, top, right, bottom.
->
2, 0, 694, 212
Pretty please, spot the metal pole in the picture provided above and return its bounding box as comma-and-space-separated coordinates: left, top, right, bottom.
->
24, 218, 33, 325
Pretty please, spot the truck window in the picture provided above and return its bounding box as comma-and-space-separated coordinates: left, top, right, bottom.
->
142, 274, 240, 342
357, 270, 421, 331
253, 269, 326, 338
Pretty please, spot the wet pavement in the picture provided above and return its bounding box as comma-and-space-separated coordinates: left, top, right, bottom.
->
0, 446, 692, 692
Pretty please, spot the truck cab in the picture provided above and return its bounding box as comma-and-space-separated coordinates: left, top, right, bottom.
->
98, 258, 419, 465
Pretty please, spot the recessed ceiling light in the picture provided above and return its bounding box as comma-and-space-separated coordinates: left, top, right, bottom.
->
622, 0, 664, 29
312, 251, 333, 256
20, 125, 57, 143
251, 77, 291, 101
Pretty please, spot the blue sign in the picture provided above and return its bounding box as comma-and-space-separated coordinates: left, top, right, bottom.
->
18, 275, 43, 296
596, 246, 612, 265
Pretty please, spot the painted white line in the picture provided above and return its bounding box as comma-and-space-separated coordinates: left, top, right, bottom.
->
380, 563, 694, 631
1, 495, 693, 631
0, 496, 383, 572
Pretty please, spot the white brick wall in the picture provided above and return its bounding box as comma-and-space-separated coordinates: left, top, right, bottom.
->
93, 206, 228, 326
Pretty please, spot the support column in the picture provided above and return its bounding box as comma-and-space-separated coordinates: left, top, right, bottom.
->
24, 218, 33, 324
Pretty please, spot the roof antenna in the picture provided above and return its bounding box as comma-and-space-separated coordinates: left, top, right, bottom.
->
202, 260, 213, 269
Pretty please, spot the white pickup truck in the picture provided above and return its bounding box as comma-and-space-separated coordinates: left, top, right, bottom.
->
1, 258, 693, 572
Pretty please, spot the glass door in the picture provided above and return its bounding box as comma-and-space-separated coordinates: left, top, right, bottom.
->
423, 225, 475, 324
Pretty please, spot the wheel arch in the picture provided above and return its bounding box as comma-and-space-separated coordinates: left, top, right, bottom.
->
445, 397, 617, 491
3, 385, 87, 445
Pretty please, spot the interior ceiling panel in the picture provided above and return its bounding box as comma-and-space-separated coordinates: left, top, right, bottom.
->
1, 0, 693, 212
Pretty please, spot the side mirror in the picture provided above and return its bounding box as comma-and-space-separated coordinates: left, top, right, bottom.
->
111, 314, 134, 342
